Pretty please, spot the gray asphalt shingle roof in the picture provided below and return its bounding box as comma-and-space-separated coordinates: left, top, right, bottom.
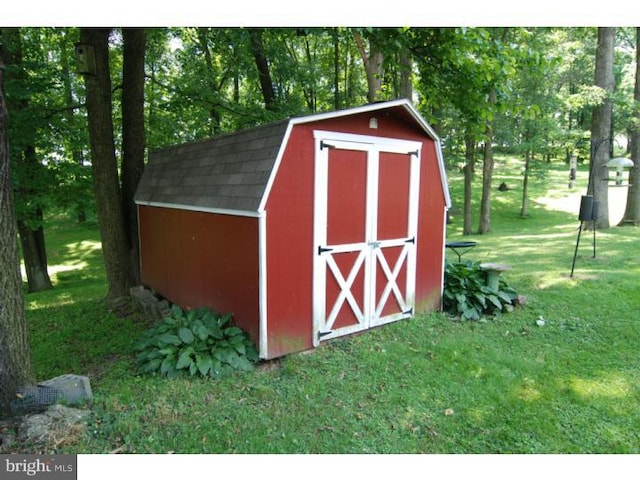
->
134, 119, 290, 214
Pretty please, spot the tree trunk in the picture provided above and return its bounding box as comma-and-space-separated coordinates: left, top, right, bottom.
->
18, 211, 53, 292
121, 27, 146, 285
233, 46, 240, 104
302, 34, 317, 113
620, 28, 640, 225
521, 148, 531, 218
332, 28, 340, 110
478, 89, 497, 234
248, 28, 276, 111
15, 148, 52, 293
0, 45, 34, 417
2, 28, 53, 292
398, 48, 413, 100
196, 28, 222, 134
463, 131, 475, 235
354, 31, 384, 103
588, 27, 616, 230
80, 27, 133, 309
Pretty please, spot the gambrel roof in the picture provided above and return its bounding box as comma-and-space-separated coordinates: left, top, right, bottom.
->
135, 99, 451, 217
134, 120, 289, 215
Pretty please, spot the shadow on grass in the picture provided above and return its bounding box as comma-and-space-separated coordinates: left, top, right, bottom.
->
26, 221, 146, 382
27, 295, 147, 381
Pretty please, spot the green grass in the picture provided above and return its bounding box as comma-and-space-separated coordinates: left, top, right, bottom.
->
24, 157, 640, 453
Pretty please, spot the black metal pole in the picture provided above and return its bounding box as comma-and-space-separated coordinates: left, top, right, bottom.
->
570, 221, 583, 278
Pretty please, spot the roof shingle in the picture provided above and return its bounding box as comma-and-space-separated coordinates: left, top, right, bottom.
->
135, 120, 290, 213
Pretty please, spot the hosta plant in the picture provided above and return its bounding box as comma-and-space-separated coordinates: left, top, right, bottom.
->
443, 261, 519, 321
135, 306, 259, 379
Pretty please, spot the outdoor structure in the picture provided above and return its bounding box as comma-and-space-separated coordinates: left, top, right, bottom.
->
134, 99, 451, 359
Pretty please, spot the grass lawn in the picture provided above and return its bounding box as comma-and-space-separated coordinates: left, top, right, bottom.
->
21, 156, 640, 454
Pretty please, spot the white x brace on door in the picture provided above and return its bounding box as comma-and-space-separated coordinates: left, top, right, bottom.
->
313, 130, 421, 345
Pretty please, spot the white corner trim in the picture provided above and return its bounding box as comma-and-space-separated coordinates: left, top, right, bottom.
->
135, 200, 261, 218
258, 211, 269, 359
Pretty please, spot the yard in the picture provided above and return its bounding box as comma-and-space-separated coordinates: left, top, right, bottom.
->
20, 157, 640, 455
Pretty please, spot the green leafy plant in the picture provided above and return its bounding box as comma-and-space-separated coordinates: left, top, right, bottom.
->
134, 306, 259, 379
443, 261, 518, 321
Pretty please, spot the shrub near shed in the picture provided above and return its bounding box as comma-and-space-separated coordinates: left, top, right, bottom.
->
135, 306, 259, 379
443, 261, 519, 321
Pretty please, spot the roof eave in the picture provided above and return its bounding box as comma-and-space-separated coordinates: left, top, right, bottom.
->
287, 98, 451, 209
288, 98, 440, 141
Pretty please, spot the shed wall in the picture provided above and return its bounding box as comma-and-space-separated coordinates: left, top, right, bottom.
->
415, 140, 447, 312
138, 205, 261, 343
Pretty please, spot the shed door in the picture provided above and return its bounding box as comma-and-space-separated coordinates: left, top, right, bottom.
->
313, 131, 421, 345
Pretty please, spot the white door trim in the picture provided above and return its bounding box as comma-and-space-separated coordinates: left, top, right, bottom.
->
313, 131, 421, 346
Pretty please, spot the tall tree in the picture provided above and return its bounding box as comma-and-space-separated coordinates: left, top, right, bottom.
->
478, 88, 497, 234
353, 30, 384, 103
520, 139, 533, 218
194, 28, 226, 134
621, 27, 640, 225
463, 128, 477, 235
398, 47, 413, 100
0, 43, 34, 417
1, 28, 53, 292
588, 27, 616, 229
121, 27, 146, 284
476, 27, 514, 234
505, 29, 558, 218
58, 27, 91, 224
248, 28, 277, 111
332, 28, 340, 110
79, 27, 133, 309
277, 29, 317, 113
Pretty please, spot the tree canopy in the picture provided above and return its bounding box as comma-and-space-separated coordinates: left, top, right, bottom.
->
1, 26, 638, 301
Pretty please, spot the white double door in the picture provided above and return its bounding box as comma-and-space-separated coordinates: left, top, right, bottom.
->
313, 131, 421, 344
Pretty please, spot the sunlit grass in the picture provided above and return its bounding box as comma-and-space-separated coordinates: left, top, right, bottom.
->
569, 373, 633, 400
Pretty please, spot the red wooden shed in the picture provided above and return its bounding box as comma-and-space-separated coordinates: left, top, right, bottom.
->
135, 99, 451, 360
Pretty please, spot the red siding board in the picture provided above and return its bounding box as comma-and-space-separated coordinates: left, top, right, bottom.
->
138, 205, 261, 343
263, 127, 315, 358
